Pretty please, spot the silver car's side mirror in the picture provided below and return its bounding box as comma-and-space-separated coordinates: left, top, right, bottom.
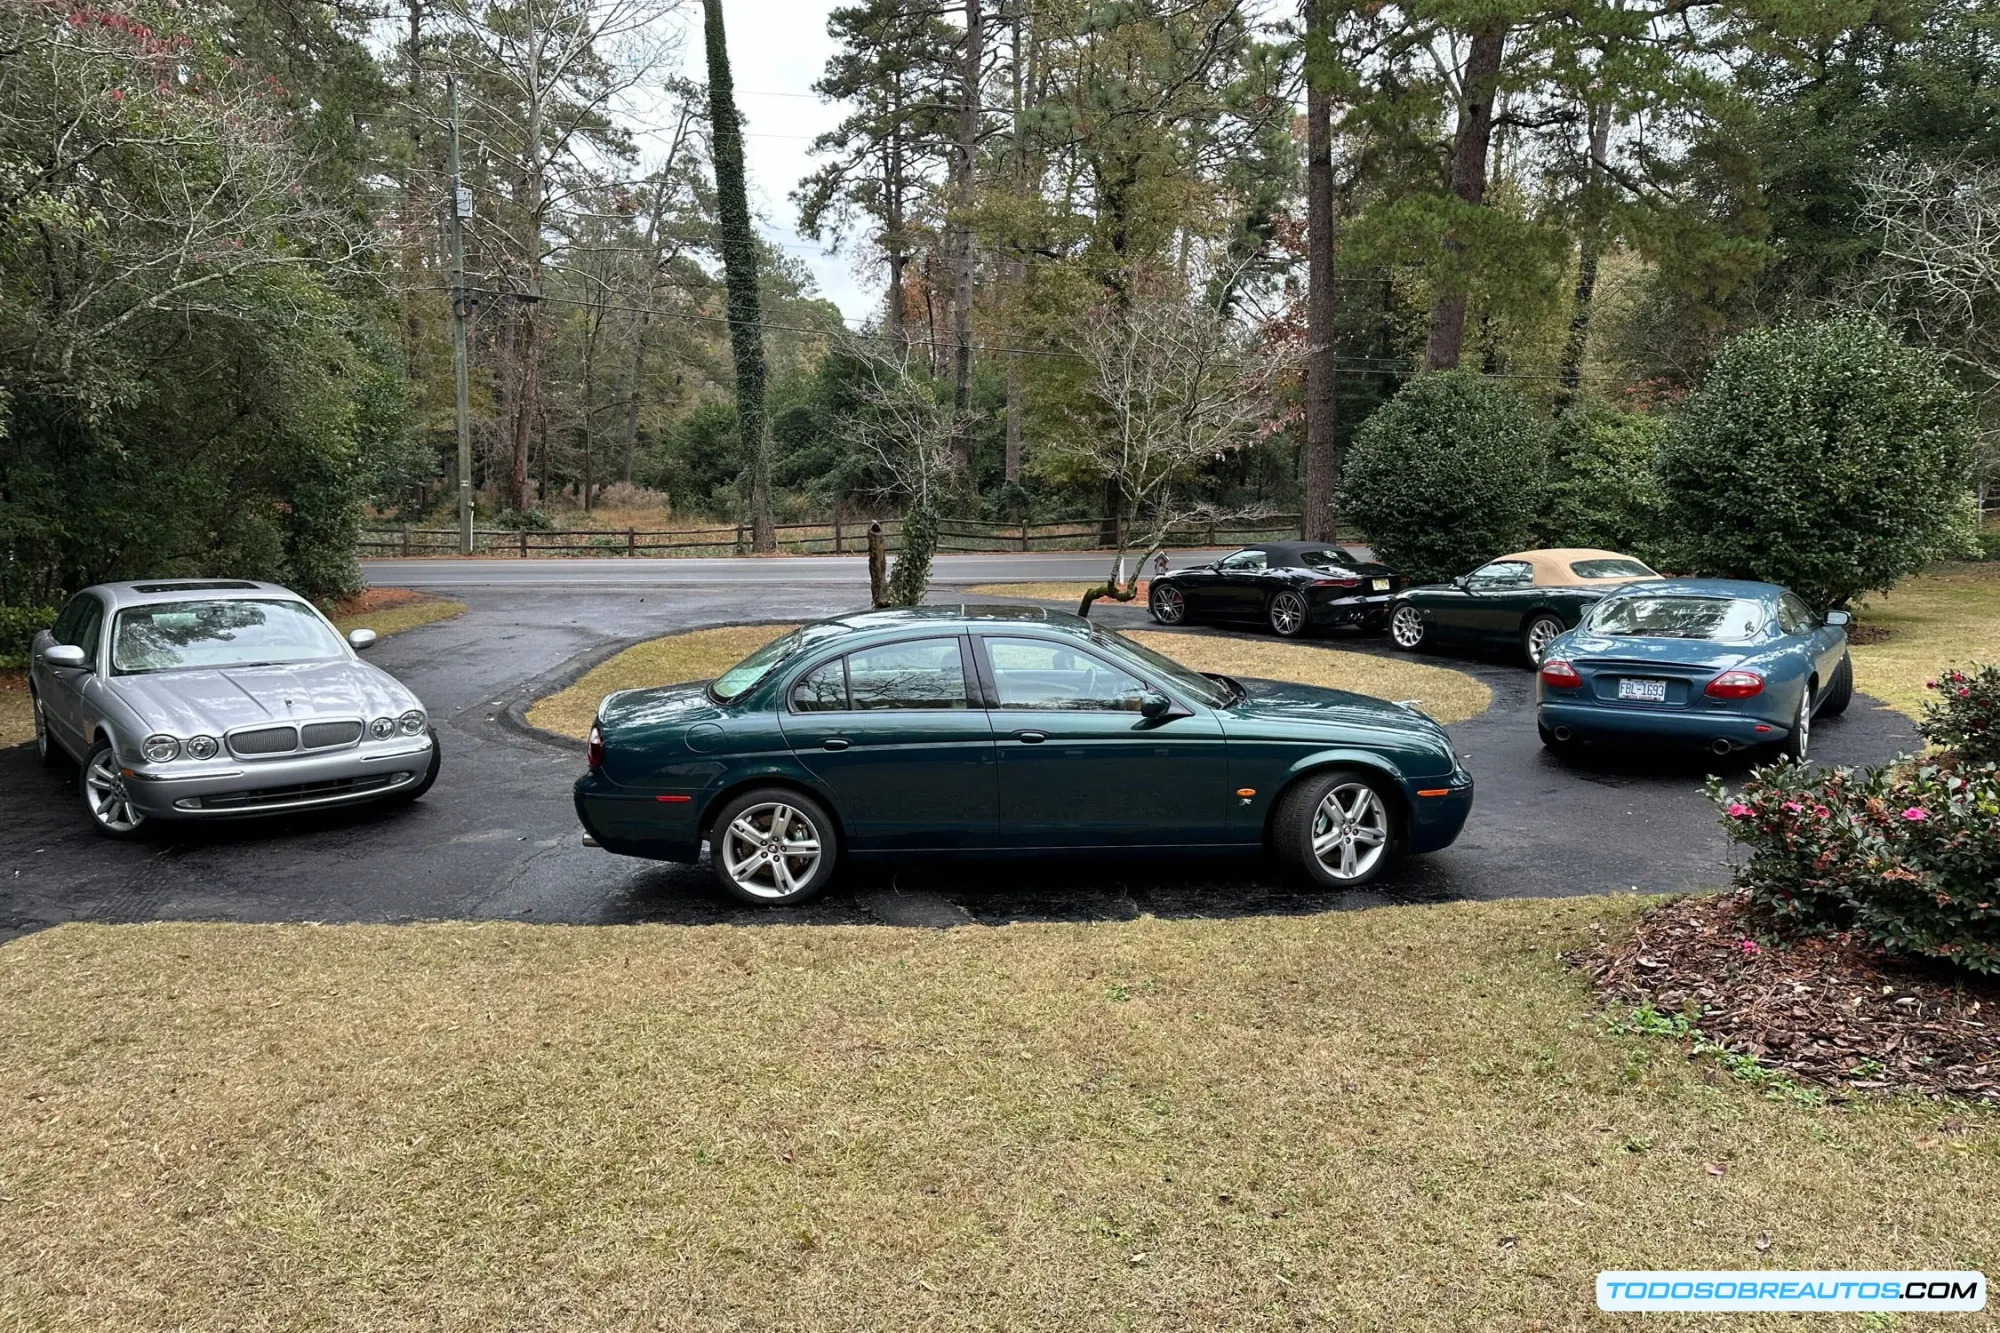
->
41, 644, 87, 669
347, 628, 378, 651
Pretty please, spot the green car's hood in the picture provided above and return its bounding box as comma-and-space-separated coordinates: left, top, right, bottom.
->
1221, 677, 1447, 741
597, 681, 724, 732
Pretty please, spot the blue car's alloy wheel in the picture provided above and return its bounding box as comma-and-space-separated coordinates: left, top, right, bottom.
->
1780, 685, 1812, 763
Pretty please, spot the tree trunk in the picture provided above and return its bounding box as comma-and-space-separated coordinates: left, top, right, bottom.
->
1423, 19, 1506, 372
1557, 98, 1613, 411
510, 304, 538, 512
703, 0, 774, 551
885, 81, 908, 352
1302, 0, 1338, 542
621, 318, 646, 484
949, 0, 982, 470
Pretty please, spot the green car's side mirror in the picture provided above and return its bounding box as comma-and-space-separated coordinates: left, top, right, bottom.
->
1140, 692, 1173, 719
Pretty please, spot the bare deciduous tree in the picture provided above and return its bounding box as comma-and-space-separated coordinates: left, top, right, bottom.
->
1052, 268, 1300, 617
843, 344, 972, 606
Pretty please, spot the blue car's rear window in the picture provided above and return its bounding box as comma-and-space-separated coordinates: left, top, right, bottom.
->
1589, 596, 1767, 642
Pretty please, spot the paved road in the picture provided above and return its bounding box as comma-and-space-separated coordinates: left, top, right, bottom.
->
358, 549, 1234, 590
0, 576, 1917, 939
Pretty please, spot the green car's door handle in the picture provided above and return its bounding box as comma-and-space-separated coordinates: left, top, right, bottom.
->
1013, 730, 1048, 744
821, 738, 850, 751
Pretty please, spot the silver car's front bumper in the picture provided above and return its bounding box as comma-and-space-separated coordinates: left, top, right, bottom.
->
120, 737, 435, 818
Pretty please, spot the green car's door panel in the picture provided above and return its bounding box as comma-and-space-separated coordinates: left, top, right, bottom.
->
978, 634, 1231, 846
777, 635, 999, 850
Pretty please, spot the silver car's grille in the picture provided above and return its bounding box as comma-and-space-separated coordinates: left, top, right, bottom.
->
230, 725, 298, 757
300, 720, 363, 749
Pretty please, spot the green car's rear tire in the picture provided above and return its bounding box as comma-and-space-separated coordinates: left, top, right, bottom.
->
709, 787, 839, 906
1522, 613, 1565, 667
1818, 652, 1853, 717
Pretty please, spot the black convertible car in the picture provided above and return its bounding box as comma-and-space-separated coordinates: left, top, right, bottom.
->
1147, 542, 1406, 638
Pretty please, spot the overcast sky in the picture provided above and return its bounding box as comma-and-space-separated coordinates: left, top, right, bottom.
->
672, 1, 877, 324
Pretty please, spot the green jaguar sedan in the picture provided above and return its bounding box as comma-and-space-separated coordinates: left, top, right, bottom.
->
574, 606, 1474, 905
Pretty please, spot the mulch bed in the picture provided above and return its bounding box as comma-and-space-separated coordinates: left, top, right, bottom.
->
1583, 892, 1999, 1103
324, 587, 440, 616
1845, 623, 1896, 645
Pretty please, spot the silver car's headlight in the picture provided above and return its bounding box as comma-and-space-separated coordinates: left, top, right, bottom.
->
185, 735, 219, 760
142, 734, 181, 763
370, 716, 397, 739
398, 709, 426, 736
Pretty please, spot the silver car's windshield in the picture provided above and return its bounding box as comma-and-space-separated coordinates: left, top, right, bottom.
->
1589, 595, 1767, 642
110, 599, 348, 675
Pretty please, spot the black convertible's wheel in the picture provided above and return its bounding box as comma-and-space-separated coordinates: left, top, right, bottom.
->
1388, 603, 1428, 652
1818, 653, 1853, 717
1149, 583, 1186, 625
1268, 590, 1310, 638
1273, 768, 1399, 889
708, 787, 840, 906
1522, 613, 1565, 667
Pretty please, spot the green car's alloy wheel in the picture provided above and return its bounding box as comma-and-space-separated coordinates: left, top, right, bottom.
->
1522, 614, 1565, 666
1389, 604, 1427, 652
81, 741, 146, 839
710, 787, 838, 906
1274, 768, 1397, 889
1149, 584, 1186, 624
1268, 591, 1309, 638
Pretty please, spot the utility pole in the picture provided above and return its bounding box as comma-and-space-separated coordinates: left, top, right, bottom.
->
446, 72, 475, 555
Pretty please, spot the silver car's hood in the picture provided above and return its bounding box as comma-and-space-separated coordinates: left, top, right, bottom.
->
106, 659, 421, 735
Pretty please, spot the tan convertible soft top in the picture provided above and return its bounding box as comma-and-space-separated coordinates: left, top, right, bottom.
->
1493, 548, 1662, 589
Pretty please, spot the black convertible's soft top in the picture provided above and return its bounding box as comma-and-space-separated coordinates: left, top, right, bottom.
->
1244, 541, 1391, 575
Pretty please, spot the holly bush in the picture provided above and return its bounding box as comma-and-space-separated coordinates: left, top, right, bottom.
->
1339, 370, 1548, 583
1659, 316, 1976, 610
0, 604, 58, 669
1539, 405, 1667, 558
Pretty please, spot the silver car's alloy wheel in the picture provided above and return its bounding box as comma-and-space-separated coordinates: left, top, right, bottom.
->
1151, 585, 1185, 624
84, 749, 145, 834
720, 801, 823, 900
1390, 605, 1425, 649
1311, 782, 1389, 882
1269, 591, 1308, 637
33, 696, 51, 762
1525, 616, 1563, 665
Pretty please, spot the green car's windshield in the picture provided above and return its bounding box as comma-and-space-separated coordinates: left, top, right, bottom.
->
110, 599, 348, 675
1090, 626, 1235, 708
709, 629, 803, 703
1589, 595, 1767, 642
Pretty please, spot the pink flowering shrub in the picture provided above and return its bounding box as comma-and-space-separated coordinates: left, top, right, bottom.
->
1715, 665, 2000, 974
1921, 665, 2000, 764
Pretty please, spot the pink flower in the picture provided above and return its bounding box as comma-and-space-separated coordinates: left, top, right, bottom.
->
1959, 688, 1970, 697
1813, 805, 1831, 818
1738, 939, 1761, 955
1782, 801, 1802, 813
1727, 802, 1753, 819
1901, 808, 1929, 822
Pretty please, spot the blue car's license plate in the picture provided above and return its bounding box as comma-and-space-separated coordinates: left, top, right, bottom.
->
1618, 678, 1669, 702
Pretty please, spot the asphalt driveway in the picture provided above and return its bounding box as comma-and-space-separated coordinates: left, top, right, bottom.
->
0, 573, 1918, 939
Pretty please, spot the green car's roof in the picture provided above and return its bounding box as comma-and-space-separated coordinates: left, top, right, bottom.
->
817, 603, 1092, 639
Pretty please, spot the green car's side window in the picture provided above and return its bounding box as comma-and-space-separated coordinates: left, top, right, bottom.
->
1466, 561, 1533, 590
789, 658, 849, 712
986, 637, 1149, 712
847, 638, 969, 711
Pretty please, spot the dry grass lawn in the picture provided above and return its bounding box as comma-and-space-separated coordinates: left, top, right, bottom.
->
326, 587, 466, 640
964, 580, 1150, 604
1850, 562, 2000, 718
526, 622, 801, 738
1126, 629, 1490, 724
0, 668, 30, 747
528, 622, 1490, 740
2, 900, 1994, 1332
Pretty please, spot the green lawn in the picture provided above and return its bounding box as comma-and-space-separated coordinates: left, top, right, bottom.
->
1851, 561, 2000, 718
3, 900, 1992, 1331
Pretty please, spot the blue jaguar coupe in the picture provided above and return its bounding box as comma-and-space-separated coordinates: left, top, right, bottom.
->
575, 606, 1475, 905
1535, 579, 1853, 761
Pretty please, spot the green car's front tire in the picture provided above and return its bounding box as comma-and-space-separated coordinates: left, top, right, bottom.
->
1388, 604, 1428, 652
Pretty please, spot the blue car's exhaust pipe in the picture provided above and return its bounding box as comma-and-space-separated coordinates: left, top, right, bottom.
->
1711, 738, 1734, 756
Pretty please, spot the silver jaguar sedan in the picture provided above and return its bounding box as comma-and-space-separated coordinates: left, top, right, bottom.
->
28, 579, 441, 838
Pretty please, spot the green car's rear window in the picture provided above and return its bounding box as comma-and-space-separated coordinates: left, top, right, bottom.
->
1570, 558, 1656, 579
